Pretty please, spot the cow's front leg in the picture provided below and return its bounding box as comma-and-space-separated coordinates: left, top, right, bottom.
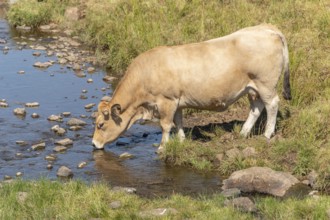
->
157, 99, 177, 154
174, 108, 185, 141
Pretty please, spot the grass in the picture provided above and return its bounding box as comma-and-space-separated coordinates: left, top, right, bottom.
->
1, 179, 330, 219
4, 0, 330, 218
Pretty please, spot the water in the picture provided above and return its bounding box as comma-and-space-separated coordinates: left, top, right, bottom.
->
0, 18, 221, 197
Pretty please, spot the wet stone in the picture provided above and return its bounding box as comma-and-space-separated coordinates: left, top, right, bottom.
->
67, 118, 87, 126
33, 61, 52, 68
51, 125, 66, 135
53, 146, 67, 153
17, 70, 25, 74
69, 126, 82, 131
16, 172, 23, 177
55, 138, 73, 146
82, 89, 88, 93
75, 72, 86, 78
0, 38, 6, 44
34, 45, 47, 50
119, 152, 134, 159
31, 142, 46, 151
80, 95, 88, 99
0, 102, 9, 107
62, 112, 71, 117
13, 108, 26, 116
47, 115, 62, 122
57, 166, 73, 178
4, 175, 12, 180
25, 102, 40, 107
47, 164, 53, 170
87, 67, 95, 73
31, 113, 40, 118
45, 154, 57, 161
77, 161, 87, 169
103, 76, 117, 82
72, 63, 81, 71
32, 51, 41, 56
84, 103, 95, 109
87, 78, 93, 83
16, 140, 27, 146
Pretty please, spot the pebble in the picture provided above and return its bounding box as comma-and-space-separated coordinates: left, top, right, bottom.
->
17, 70, 25, 74
67, 118, 87, 126
45, 154, 57, 161
82, 89, 88, 93
33, 61, 52, 68
16, 172, 23, 177
4, 175, 12, 180
84, 103, 95, 109
31, 142, 46, 151
0, 102, 9, 107
77, 161, 87, 169
75, 72, 86, 78
25, 102, 40, 107
87, 67, 95, 73
55, 138, 73, 146
103, 76, 117, 82
16, 140, 28, 146
32, 51, 41, 56
47, 115, 63, 122
87, 78, 93, 83
0, 38, 6, 44
47, 164, 53, 170
62, 112, 71, 117
57, 166, 73, 178
34, 45, 47, 50
69, 126, 82, 131
13, 108, 26, 116
31, 113, 40, 118
51, 125, 66, 135
53, 146, 67, 153
72, 63, 81, 71
119, 152, 134, 159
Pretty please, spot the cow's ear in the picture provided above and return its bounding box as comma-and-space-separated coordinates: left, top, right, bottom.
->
98, 101, 110, 120
111, 104, 122, 125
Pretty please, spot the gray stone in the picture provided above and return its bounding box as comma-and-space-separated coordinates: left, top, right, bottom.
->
222, 167, 300, 197
72, 63, 81, 71
221, 188, 241, 198
103, 76, 117, 82
226, 148, 242, 159
62, 112, 71, 117
17, 70, 25, 74
225, 197, 257, 213
32, 51, 41, 56
33, 61, 52, 68
119, 152, 134, 159
16, 172, 23, 177
69, 126, 83, 131
0, 102, 8, 107
67, 118, 87, 126
13, 108, 26, 116
31, 113, 40, 118
51, 125, 66, 136
77, 161, 87, 169
87, 67, 95, 73
84, 103, 95, 109
57, 166, 73, 178
16, 140, 27, 146
112, 186, 136, 194
55, 138, 73, 146
242, 147, 256, 158
109, 201, 121, 209
47, 115, 63, 122
53, 146, 67, 153
25, 102, 40, 107
45, 154, 57, 161
87, 78, 93, 83
31, 142, 46, 151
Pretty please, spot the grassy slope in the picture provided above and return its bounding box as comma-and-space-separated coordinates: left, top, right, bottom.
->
5, 0, 330, 218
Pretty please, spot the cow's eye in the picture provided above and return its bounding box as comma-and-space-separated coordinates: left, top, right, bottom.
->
97, 123, 104, 129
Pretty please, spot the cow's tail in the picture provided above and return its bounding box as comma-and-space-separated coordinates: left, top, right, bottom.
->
279, 33, 292, 100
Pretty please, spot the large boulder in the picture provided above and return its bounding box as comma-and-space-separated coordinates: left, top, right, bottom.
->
222, 167, 300, 197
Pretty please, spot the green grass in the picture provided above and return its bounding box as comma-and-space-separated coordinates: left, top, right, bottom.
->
1, 179, 330, 219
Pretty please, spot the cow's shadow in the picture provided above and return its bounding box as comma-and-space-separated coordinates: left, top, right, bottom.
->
184, 109, 277, 142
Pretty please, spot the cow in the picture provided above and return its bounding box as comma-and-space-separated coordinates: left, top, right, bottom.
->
92, 24, 291, 153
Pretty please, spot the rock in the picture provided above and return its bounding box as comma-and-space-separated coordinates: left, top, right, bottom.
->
62, 112, 71, 117
39, 25, 51, 31
51, 125, 66, 135
67, 118, 87, 126
221, 188, 241, 198
109, 201, 121, 209
75, 71, 86, 78
13, 108, 26, 116
25, 102, 40, 107
87, 67, 95, 73
31, 113, 40, 118
34, 45, 47, 50
72, 63, 81, 71
58, 58, 67, 64
4, 175, 12, 180
33, 61, 52, 68
119, 152, 134, 159
57, 166, 73, 178
55, 138, 73, 146
17, 70, 25, 74
65, 7, 81, 21
82, 89, 88, 93
139, 208, 178, 218
47, 115, 62, 122
31, 142, 46, 151
0, 102, 8, 107
222, 167, 300, 197
103, 76, 117, 82
84, 103, 95, 109
32, 51, 41, 56
16, 172, 23, 177
17, 192, 28, 203
53, 146, 67, 153
69, 126, 82, 131
242, 147, 256, 158
45, 154, 57, 161
87, 78, 93, 83
16, 140, 27, 146
117, 138, 130, 146
225, 197, 257, 213
16, 25, 31, 31
77, 161, 87, 169
225, 148, 242, 159
0, 38, 6, 44
47, 164, 53, 170
112, 186, 136, 194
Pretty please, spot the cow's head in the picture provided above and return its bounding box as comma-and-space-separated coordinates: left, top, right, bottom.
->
92, 97, 124, 150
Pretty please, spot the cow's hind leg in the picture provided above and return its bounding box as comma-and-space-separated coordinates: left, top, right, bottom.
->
174, 108, 185, 141
240, 95, 265, 137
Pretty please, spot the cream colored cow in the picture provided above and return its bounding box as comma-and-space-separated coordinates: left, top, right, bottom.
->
92, 24, 291, 153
